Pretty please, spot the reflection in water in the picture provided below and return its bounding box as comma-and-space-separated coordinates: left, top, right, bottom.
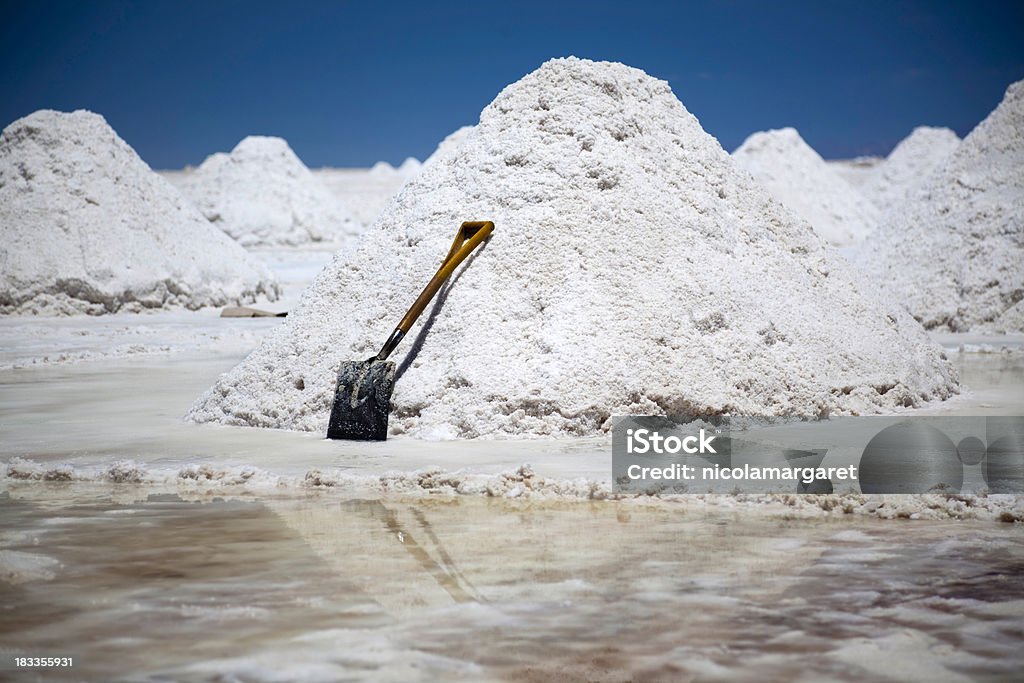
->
1, 493, 1022, 682
358, 499, 484, 605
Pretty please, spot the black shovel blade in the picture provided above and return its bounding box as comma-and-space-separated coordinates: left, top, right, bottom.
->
326, 359, 397, 441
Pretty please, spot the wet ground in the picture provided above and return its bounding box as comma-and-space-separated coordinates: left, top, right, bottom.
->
2, 492, 1023, 682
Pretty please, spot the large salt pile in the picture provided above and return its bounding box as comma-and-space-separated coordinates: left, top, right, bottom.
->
177, 136, 358, 248
0, 110, 279, 315
863, 127, 960, 214
733, 128, 880, 246
187, 58, 956, 438
856, 81, 1024, 331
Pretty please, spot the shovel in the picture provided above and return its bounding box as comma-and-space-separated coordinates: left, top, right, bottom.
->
326, 220, 495, 441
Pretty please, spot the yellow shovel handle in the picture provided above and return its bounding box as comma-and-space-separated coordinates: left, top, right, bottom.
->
375, 221, 494, 361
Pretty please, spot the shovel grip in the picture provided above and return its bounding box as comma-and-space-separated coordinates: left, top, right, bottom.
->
375, 220, 494, 361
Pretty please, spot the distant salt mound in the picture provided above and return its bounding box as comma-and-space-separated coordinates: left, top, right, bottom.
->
857, 81, 1024, 331
367, 158, 422, 180
187, 58, 955, 438
397, 157, 422, 177
733, 128, 880, 246
179, 136, 358, 248
864, 127, 960, 214
0, 110, 279, 315
369, 160, 396, 177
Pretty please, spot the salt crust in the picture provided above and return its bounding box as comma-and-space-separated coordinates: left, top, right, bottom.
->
176, 136, 359, 248
187, 58, 956, 438
0, 110, 279, 315
863, 126, 960, 215
4, 457, 1022, 523
856, 81, 1024, 331
733, 127, 881, 246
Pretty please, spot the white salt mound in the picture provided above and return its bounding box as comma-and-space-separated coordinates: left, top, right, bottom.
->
863, 126, 960, 214
369, 157, 423, 180
856, 81, 1024, 331
0, 110, 279, 315
397, 156, 422, 177
369, 160, 396, 177
733, 128, 881, 247
187, 57, 956, 438
422, 126, 475, 170
177, 136, 358, 248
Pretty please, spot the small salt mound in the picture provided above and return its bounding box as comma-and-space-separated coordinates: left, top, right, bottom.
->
0, 110, 279, 315
177, 136, 358, 248
396, 157, 422, 177
369, 160, 396, 177
187, 57, 956, 438
856, 81, 1024, 331
733, 128, 881, 247
863, 127, 960, 214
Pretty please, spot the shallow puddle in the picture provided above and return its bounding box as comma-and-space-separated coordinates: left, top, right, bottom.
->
2, 493, 1022, 682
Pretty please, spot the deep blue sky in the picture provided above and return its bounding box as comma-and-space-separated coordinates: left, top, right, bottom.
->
1, 0, 1022, 168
